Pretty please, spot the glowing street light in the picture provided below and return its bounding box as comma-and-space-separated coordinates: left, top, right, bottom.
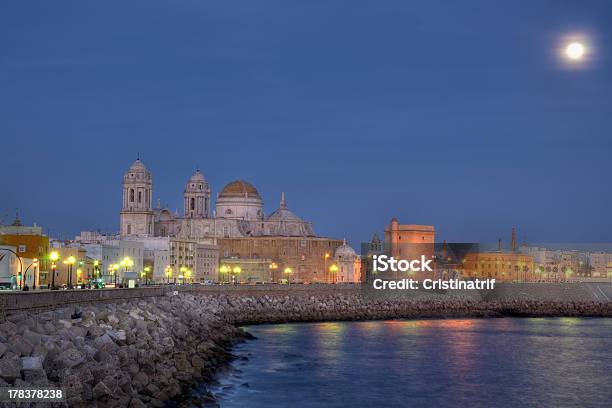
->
231, 266, 241, 284
219, 265, 229, 283
143, 266, 151, 285
179, 266, 190, 284
165, 265, 173, 284
120, 256, 134, 271
284, 267, 293, 284
93, 259, 100, 279
108, 263, 118, 287
21, 258, 38, 291
50, 251, 60, 290
64, 255, 76, 289
269, 262, 278, 282
329, 264, 339, 284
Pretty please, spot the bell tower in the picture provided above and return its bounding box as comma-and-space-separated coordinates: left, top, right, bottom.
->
120, 159, 154, 237
183, 169, 211, 218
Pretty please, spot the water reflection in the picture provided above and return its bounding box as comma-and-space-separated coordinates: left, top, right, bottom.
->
205, 318, 612, 408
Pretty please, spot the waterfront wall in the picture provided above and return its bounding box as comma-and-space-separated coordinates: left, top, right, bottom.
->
0, 285, 611, 407
2, 282, 612, 316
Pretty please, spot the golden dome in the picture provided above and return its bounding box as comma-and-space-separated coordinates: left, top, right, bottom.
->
218, 180, 261, 199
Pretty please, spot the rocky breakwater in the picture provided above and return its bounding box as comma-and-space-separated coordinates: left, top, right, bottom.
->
0, 288, 611, 407
0, 292, 249, 407
214, 291, 612, 326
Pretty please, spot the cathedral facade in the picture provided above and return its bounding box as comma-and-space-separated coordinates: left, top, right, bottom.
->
120, 159, 314, 241
120, 159, 358, 283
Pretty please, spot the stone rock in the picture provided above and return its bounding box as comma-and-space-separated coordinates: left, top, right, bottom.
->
92, 381, 112, 399
23, 330, 42, 346
129, 398, 147, 408
93, 333, 114, 349
0, 355, 21, 383
0, 343, 7, 358
132, 371, 149, 391
58, 319, 73, 329
22, 367, 48, 386
106, 329, 127, 342
21, 355, 43, 370
69, 325, 87, 339
10, 335, 33, 356
57, 348, 85, 368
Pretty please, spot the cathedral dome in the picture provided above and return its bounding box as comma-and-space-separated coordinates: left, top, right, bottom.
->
219, 180, 261, 199
334, 239, 357, 260
216, 180, 263, 221
266, 192, 304, 223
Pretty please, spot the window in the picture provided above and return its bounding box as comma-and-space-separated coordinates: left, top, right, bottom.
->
138, 191, 142, 203
225, 209, 232, 215
190, 198, 195, 210
127, 224, 131, 235
130, 189, 135, 202
18, 245, 26, 253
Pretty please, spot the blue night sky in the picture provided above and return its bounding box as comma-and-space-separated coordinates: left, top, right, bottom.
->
1, 0, 611, 245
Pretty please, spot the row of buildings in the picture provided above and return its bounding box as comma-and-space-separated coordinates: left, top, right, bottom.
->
2, 159, 611, 287
0, 159, 363, 287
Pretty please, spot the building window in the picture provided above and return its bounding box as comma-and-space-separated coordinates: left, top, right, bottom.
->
18, 245, 26, 253
191, 198, 195, 210
138, 191, 142, 203
127, 224, 131, 235
130, 189, 135, 202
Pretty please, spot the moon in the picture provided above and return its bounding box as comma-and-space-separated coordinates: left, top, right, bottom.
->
566, 42, 585, 60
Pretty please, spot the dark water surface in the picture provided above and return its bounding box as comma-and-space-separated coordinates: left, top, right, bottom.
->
203, 318, 612, 407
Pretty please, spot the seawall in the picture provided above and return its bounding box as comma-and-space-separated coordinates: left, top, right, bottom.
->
0, 283, 611, 407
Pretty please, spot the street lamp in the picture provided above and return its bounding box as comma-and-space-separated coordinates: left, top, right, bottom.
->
22, 258, 38, 291
50, 251, 60, 290
269, 262, 278, 283
165, 265, 173, 284
219, 265, 229, 283
180, 266, 188, 285
120, 257, 134, 287
329, 264, 339, 284
324, 252, 330, 282
63, 255, 76, 289
143, 266, 151, 285
284, 267, 293, 284
184, 268, 192, 284
108, 263, 118, 287
93, 260, 100, 279
32, 258, 39, 290
232, 266, 241, 285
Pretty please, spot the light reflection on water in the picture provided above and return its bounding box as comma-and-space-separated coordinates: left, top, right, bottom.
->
203, 318, 612, 408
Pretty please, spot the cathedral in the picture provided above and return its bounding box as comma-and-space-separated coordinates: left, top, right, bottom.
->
120, 159, 315, 240
119, 159, 359, 283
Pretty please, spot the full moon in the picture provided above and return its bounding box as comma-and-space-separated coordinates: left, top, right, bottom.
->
566, 42, 585, 60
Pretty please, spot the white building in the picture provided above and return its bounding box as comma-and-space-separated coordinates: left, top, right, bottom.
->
333, 239, 361, 283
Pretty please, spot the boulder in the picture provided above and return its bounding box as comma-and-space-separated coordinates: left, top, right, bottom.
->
0, 354, 21, 383
92, 381, 112, 399
106, 329, 127, 342
56, 348, 85, 368
132, 371, 149, 391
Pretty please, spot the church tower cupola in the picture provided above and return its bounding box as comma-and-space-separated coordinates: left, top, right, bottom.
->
184, 169, 211, 218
